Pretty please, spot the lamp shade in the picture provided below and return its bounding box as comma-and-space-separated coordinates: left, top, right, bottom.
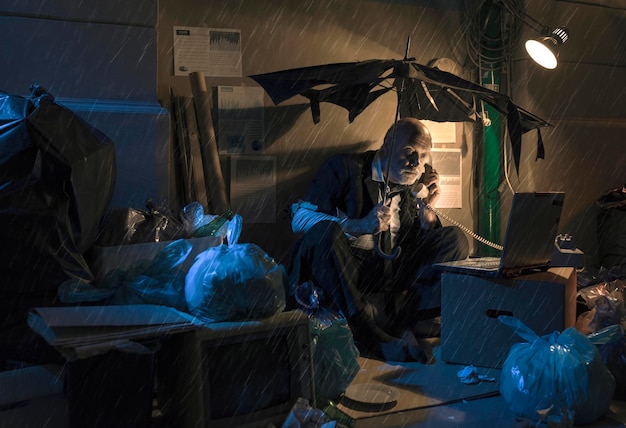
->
525, 27, 569, 69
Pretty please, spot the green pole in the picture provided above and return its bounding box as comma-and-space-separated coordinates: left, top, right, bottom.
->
478, 3, 502, 256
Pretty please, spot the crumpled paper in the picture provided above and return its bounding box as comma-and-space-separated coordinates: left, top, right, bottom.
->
457, 365, 496, 385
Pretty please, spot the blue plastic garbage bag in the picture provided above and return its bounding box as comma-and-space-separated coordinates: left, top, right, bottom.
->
498, 315, 615, 425
185, 243, 286, 322
588, 324, 626, 400
58, 239, 192, 312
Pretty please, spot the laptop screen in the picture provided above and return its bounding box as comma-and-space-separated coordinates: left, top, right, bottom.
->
499, 192, 565, 272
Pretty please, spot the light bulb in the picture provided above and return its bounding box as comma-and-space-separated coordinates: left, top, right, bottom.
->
525, 39, 558, 69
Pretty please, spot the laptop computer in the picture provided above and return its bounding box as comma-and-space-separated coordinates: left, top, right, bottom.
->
433, 192, 565, 278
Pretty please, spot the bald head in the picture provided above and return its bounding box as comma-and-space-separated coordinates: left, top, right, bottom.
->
379, 118, 433, 185
382, 118, 432, 150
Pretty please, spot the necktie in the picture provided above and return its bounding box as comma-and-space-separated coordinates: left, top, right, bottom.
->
380, 185, 404, 296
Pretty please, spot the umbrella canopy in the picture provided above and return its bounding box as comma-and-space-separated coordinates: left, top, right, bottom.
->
250, 57, 551, 173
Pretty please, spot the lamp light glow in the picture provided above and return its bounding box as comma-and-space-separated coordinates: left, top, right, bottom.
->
524, 27, 569, 69
525, 39, 558, 69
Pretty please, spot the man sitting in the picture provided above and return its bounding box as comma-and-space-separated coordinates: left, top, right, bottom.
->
288, 118, 469, 362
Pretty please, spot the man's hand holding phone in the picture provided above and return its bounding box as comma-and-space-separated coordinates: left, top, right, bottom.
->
416, 163, 440, 228
418, 164, 440, 205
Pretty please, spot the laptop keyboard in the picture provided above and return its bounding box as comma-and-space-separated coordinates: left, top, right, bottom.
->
468, 259, 501, 269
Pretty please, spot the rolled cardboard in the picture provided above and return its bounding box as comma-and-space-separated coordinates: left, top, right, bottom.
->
188, 71, 229, 214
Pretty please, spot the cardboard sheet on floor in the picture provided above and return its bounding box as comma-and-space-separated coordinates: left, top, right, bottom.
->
336, 345, 500, 421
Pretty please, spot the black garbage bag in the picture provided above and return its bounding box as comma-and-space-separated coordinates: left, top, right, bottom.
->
0, 86, 116, 341
597, 185, 626, 269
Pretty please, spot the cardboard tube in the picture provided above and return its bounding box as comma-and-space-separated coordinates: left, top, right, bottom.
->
182, 96, 209, 209
188, 71, 229, 214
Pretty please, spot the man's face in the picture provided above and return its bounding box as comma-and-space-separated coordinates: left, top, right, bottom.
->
386, 139, 432, 185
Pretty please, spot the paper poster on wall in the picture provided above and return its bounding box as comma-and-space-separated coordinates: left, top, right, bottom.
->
230, 156, 276, 223
421, 120, 457, 144
430, 148, 462, 209
173, 26, 242, 77
217, 86, 265, 154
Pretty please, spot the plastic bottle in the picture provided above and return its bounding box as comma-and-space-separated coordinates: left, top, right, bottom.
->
318, 398, 355, 428
193, 209, 234, 237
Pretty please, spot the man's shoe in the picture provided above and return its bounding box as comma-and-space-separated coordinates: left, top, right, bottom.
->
413, 317, 441, 338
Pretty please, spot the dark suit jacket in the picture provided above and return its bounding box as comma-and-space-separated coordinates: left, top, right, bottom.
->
302, 150, 440, 251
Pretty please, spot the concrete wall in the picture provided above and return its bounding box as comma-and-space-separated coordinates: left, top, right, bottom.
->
510, 0, 626, 268
0, 0, 169, 210
157, 0, 473, 263
3, 0, 624, 270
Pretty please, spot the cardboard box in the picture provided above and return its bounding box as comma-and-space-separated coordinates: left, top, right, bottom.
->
87, 236, 223, 281
157, 310, 315, 428
67, 350, 155, 428
0, 364, 67, 428
440, 267, 577, 369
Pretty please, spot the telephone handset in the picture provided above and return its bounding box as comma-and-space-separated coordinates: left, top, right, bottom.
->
414, 164, 503, 251
414, 162, 434, 199
413, 183, 430, 199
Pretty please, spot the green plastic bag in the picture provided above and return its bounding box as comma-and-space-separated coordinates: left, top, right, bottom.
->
310, 314, 360, 402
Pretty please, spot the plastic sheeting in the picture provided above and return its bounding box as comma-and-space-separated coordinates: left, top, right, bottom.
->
0, 86, 116, 331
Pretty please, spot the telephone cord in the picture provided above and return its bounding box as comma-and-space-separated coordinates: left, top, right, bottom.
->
424, 203, 504, 251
